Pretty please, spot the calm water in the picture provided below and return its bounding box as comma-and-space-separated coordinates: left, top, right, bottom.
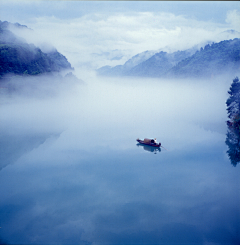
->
0, 76, 239, 245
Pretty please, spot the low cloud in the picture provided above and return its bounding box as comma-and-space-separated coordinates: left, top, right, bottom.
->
15, 11, 239, 70
226, 10, 240, 31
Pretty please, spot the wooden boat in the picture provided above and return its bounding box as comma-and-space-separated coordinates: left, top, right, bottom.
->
136, 138, 161, 147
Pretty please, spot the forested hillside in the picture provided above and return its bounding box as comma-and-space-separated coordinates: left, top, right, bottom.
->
97, 50, 158, 76
0, 21, 72, 79
97, 48, 196, 77
125, 49, 196, 77
97, 38, 240, 78
167, 39, 240, 78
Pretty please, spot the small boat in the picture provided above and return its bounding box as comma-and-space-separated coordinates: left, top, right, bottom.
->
136, 138, 161, 147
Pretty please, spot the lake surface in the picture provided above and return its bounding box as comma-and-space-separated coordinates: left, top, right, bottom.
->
0, 76, 239, 245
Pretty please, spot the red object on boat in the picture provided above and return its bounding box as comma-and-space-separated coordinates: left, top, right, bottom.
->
136, 138, 161, 147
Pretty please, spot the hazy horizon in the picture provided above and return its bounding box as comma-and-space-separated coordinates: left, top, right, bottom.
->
1, 1, 240, 77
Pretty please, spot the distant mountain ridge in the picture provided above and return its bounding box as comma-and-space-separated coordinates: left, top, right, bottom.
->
97, 49, 158, 76
0, 20, 73, 79
125, 48, 197, 77
96, 46, 198, 77
166, 39, 240, 78
97, 38, 240, 78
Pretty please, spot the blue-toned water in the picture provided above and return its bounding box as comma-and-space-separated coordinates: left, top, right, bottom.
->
0, 76, 239, 245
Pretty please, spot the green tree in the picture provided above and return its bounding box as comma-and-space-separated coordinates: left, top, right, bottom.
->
226, 77, 240, 166
226, 77, 240, 121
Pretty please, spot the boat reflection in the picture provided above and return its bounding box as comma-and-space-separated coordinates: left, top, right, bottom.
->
225, 121, 240, 167
136, 143, 161, 154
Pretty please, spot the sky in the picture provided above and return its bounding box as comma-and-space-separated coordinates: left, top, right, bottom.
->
0, 1, 240, 71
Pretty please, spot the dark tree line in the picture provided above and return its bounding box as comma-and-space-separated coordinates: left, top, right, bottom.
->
0, 21, 73, 79
226, 77, 240, 166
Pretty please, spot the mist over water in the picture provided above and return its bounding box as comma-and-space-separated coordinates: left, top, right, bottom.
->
1, 75, 229, 152
0, 74, 239, 244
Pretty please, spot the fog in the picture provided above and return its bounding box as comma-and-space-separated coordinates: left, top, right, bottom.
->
21, 12, 240, 71
0, 73, 231, 169
0, 2, 237, 147
1, 73, 239, 244
3, 2, 240, 71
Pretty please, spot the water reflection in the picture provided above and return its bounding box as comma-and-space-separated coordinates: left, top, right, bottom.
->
136, 143, 161, 154
225, 121, 240, 166
1, 76, 238, 245
0, 132, 60, 171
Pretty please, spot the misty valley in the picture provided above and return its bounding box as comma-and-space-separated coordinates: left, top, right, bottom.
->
1, 19, 240, 245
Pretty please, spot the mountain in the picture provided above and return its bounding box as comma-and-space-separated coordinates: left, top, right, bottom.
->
0, 20, 73, 79
97, 38, 240, 79
125, 48, 197, 77
97, 47, 197, 77
97, 50, 158, 76
167, 38, 240, 78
